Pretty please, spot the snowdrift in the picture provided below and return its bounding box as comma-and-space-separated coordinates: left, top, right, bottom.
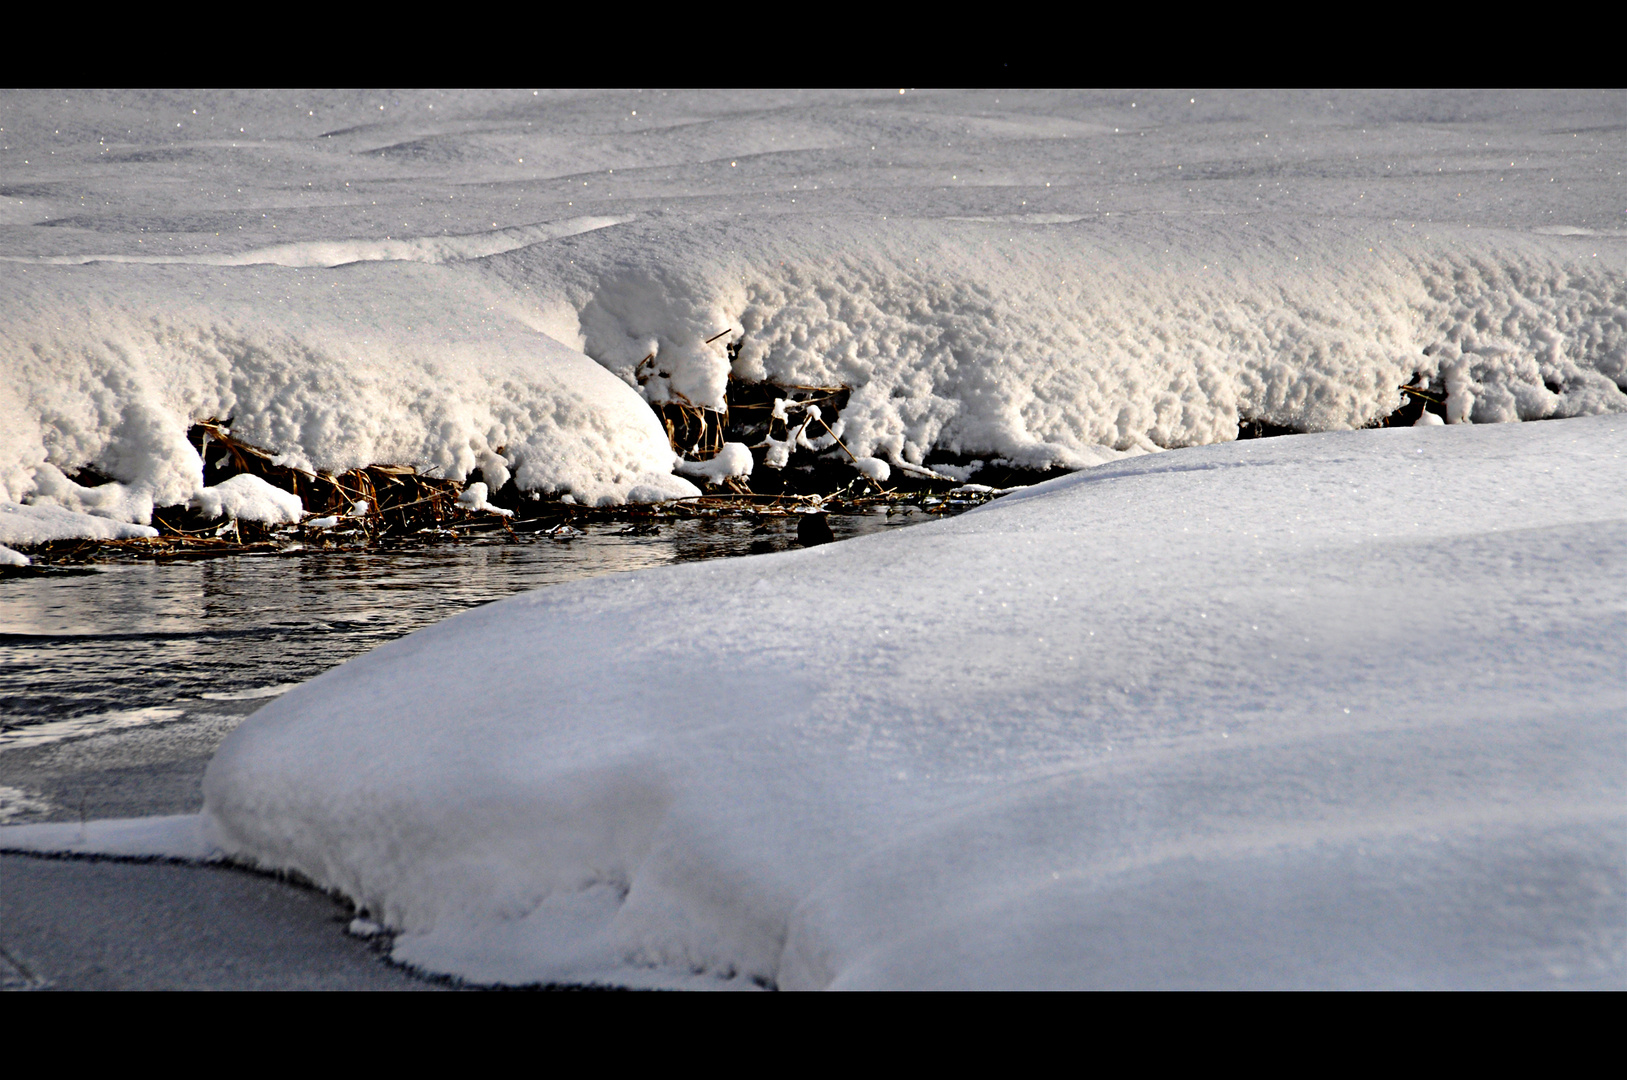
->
175, 416, 1622, 989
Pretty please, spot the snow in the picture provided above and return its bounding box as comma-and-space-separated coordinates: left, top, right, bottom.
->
675, 442, 754, 484
192, 473, 304, 524
3, 91, 1625, 988
0, 544, 28, 567
0, 499, 159, 547
852, 456, 891, 483
105, 415, 1614, 990
4, 90, 1623, 541
455, 481, 514, 516
0, 814, 222, 861
0, 262, 697, 523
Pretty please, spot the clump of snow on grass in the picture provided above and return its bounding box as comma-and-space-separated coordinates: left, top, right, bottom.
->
675, 442, 754, 484
852, 456, 890, 483
456, 482, 513, 516
190, 416, 1627, 989
192, 473, 304, 524
0, 545, 28, 567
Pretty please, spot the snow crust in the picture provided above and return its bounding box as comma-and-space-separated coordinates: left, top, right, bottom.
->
4, 90, 1623, 537
183, 416, 1626, 989
192, 473, 304, 524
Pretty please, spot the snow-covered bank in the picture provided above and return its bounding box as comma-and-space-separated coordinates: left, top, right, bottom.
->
133, 416, 1618, 989
3, 90, 1623, 539
0, 262, 697, 516
508, 214, 1627, 466
0, 499, 159, 565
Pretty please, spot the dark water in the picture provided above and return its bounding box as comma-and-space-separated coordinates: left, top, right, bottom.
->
0, 510, 924, 823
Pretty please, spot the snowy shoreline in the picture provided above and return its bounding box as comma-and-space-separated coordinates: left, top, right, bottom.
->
8, 415, 1621, 989
4, 90, 1623, 562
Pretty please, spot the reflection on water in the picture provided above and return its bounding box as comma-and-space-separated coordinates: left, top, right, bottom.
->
0, 511, 924, 822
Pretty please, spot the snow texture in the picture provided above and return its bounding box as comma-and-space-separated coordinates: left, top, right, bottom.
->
174, 416, 1626, 990
192, 473, 305, 524
4, 90, 1624, 537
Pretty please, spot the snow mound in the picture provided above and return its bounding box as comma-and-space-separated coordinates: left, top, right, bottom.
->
192, 473, 304, 524
193, 416, 1627, 989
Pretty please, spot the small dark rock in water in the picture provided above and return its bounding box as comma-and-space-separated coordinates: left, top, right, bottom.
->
797, 512, 835, 546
